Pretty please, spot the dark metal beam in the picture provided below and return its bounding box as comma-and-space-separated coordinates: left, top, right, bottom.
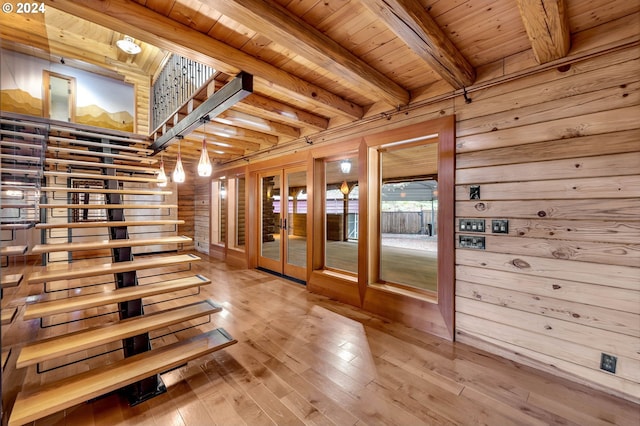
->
150, 72, 253, 154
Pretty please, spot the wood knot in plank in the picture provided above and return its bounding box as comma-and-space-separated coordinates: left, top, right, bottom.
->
511, 258, 530, 269
475, 202, 486, 211
537, 210, 546, 217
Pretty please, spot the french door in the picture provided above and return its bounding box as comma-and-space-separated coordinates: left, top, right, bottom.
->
258, 167, 307, 282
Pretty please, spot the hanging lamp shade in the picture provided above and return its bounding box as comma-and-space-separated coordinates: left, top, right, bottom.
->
197, 138, 212, 177
340, 180, 350, 195
173, 141, 186, 183
157, 154, 168, 187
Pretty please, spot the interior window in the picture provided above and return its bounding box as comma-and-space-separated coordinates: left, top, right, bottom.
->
325, 157, 358, 274
379, 141, 438, 294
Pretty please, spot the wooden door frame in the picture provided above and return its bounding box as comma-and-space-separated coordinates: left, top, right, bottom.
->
307, 116, 455, 340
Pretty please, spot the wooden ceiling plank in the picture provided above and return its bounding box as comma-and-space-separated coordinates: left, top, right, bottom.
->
361, 0, 475, 89
237, 94, 329, 131
47, 0, 363, 121
199, 0, 410, 106
216, 110, 300, 139
211, 78, 326, 131
191, 124, 278, 147
515, 0, 570, 64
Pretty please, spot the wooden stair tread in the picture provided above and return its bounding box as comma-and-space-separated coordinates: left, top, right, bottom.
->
45, 158, 158, 173
49, 135, 153, 154
0, 153, 42, 163
47, 146, 156, 164
0, 224, 33, 230
35, 220, 184, 230
8, 328, 236, 426
28, 254, 200, 284
0, 204, 34, 209
1, 168, 40, 176
1, 273, 23, 288
0, 140, 43, 150
31, 236, 191, 254
17, 300, 222, 368
41, 187, 171, 196
0, 129, 45, 139
44, 171, 161, 183
48, 128, 150, 150
1, 307, 17, 325
38, 203, 177, 209
0, 245, 28, 256
0, 117, 49, 129
24, 275, 211, 319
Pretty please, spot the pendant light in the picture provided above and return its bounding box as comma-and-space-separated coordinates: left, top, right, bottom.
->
197, 122, 212, 177
157, 152, 168, 187
173, 138, 186, 183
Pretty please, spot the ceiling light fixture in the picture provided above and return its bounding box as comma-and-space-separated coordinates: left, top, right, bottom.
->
116, 36, 141, 55
157, 153, 168, 187
197, 120, 213, 177
340, 159, 351, 174
173, 138, 186, 183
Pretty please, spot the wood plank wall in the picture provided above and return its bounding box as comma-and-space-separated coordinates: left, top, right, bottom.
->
177, 166, 196, 251
453, 45, 640, 402
194, 176, 210, 254
184, 44, 639, 401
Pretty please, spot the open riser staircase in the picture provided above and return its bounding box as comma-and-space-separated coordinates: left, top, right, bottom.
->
0, 113, 236, 426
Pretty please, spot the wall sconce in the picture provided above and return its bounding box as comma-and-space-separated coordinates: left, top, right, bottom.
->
340, 180, 350, 195
172, 138, 186, 183
157, 153, 168, 187
197, 119, 213, 177
220, 182, 227, 199
340, 159, 351, 174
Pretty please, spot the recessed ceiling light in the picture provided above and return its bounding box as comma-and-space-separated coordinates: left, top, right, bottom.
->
116, 36, 141, 55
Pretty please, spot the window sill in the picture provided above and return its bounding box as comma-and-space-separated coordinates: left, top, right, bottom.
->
368, 282, 437, 304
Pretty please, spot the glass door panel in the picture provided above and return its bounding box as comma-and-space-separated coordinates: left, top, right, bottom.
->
284, 168, 307, 279
325, 157, 358, 274
258, 168, 307, 281
260, 173, 281, 263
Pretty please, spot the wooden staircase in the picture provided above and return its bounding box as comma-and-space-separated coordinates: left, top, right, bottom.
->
1, 114, 236, 426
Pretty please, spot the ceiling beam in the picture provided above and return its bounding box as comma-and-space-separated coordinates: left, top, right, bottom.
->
515, 0, 570, 64
361, 0, 475, 89
44, 0, 363, 121
150, 72, 253, 153
200, 0, 410, 107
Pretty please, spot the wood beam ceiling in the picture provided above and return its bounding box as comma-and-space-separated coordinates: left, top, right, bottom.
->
516, 0, 571, 64
199, 0, 410, 107
361, 0, 475, 89
46, 0, 364, 121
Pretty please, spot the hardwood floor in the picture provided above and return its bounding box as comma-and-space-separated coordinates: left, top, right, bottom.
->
1, 252, 638, 425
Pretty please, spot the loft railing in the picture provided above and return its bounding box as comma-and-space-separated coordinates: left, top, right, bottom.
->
151, 54, 215, 131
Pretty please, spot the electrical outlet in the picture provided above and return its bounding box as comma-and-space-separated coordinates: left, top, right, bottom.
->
460, 219, 485, 232
600, 353, 617, 373
492, 219, 509, 234
459, 235, 485, 250
470, 185, 481, 200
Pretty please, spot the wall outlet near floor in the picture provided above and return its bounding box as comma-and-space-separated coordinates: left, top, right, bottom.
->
600, 353, 617, 373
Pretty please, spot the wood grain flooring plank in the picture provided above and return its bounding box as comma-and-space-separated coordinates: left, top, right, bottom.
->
4, 256, 638, 425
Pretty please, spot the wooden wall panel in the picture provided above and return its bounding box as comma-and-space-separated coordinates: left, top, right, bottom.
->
454, 44, 640, 403
177, 165, 196, 251
194, 177, 210, 254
